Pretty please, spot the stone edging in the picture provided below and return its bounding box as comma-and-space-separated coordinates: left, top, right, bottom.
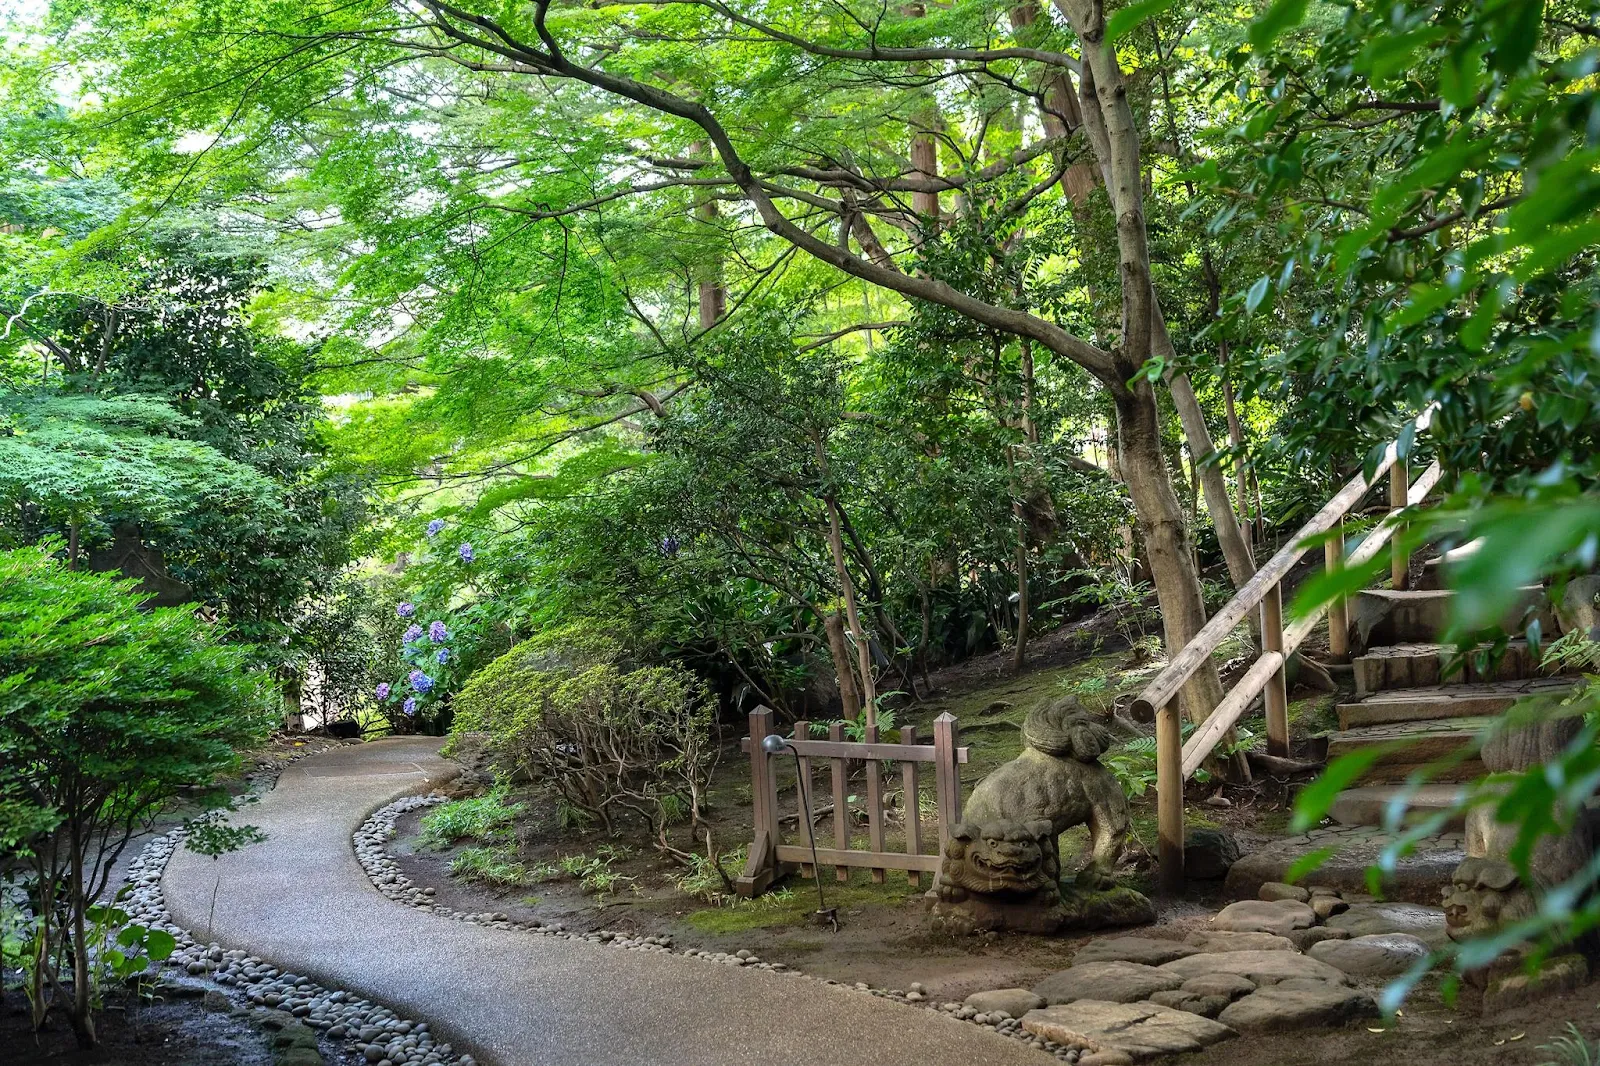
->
357, 794, 1089, 1063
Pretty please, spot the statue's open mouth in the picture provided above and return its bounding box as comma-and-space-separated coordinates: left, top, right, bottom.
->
972, 850, 1035, 873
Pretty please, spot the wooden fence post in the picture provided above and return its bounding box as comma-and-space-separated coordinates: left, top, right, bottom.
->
1261, 581, 1290, 757
1390, 458, 1410, 590
735, 707, 781, 897
1325, 517, 1349, 662
864, 722, 886, 883
1156, 697, 1184, 895
933, 713, 960, 859
828, 722, 849, 882
900, 725, 924, 889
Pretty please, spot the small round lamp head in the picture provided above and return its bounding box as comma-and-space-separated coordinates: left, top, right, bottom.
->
761, 734, 789, 755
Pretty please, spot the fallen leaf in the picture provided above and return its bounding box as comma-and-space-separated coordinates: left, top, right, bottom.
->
1367, 1028, 1386, 1033
1509, 1033, 1526, 1042
1494, 1039, 1506, 1046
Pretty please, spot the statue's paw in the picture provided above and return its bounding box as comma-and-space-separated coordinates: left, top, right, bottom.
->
1073, 868, 1117, 892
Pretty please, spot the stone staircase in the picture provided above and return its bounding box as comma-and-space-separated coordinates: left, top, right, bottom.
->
1322, 579, 1574, 827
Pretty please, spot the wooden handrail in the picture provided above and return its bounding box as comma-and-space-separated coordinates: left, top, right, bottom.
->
1141, 406, 1438, 893
1131, 406, 1437, 723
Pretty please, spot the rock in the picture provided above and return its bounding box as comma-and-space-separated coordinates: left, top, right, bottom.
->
1033, 961, 1184, 1005
1180, 973, 1255, 999
1283, 927, 1350, 951
1184, 930, 1295, 953
1159, 950, 1352, 987
1080, 1052, 1135, 1066
1185, 828, 1241, 880
964, 989, 1046, 1017
1325, 902, 1449, 948
277, 1050, 324, 1066
1310, 895, 1348, 920
202, 990, 233, 1012
1057, 885, 1156, 930
1482, 954, 1589, 1016
1147, 989, 1231, 1018
1217, 978, 1376, 1033
1307, 933, 1430, 977
1021, 1000, 1235, 1062
1073, 937, 1199, 967
1210, 899, 1315, 935
1258, 882, 1310, 903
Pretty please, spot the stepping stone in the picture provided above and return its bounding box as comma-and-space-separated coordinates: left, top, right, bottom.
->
1073, 937, 1199, 967
1258, 882, 1309, 903
1216, 978, 1377, 1033
1032, 961, 1183, 1005
1307, 933, 1430, 977
1159, 950, 1351, 987
1185, 930, 1295, 953
1209, 899, 1315, 935
1147, 989, 1231, 1018
1021, 1000, 1235, 1062
1324, 902, 1449, 947
964, 989, 1045, 1017
1180, 973, 1255, 999
1284, 927, 1350, 951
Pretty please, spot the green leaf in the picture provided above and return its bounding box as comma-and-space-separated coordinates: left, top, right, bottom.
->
1248, 0, 1310, 52
145, 928, 176, 961
1105, 0, 1180, 45
1291, 746, 1397, 830
1284, 845, 1339, 883
1244, 276, 1271, 315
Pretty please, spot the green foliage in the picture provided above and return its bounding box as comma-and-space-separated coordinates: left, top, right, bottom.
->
1539, 1024, 1600, 1066
418, 790, 523, 850
452, 624, 716, 833
0, 545, 271, 1042
448, 846, 530, 888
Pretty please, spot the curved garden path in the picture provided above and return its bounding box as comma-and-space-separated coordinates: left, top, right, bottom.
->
164, 737, 1050, 1066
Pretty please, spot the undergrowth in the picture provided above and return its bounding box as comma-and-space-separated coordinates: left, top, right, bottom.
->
418, 789, 522, 849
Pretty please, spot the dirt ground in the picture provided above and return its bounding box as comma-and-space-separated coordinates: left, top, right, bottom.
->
6, 987, 274, 1066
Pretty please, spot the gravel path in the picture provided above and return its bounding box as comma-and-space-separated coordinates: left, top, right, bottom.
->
163, 737, 1051, 1066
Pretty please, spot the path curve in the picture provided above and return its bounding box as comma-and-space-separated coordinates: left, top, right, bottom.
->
164, 738, 1051, 1066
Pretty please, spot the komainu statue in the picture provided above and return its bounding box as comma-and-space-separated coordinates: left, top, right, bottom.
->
961, 698, 1131, 889
931, 699, 1151, 934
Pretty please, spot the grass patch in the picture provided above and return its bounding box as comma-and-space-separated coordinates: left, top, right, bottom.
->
683, 876, 912, 935
449, 845, 529, 887
418, 789, 522, 850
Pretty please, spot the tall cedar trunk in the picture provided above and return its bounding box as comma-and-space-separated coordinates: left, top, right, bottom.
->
824, 609, 862, 720
902, 4, 942, 223
689, 141, 726, 327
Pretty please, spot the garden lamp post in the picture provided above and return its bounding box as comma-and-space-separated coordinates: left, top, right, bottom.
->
762, 733, 838, 931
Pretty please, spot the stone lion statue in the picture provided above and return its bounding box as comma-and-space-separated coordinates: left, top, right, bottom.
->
932, 819, 1066, 935
961, 697, 1131, 889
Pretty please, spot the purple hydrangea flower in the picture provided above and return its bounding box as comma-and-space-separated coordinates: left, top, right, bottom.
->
403, 624, 424, 644
409, 670, 434, 694
375, 682, 391, 700
428, 620, 448, 643
426, 518, 445, 537
458, 542, 474, 563
396, 602, 416, 618
403, 697, 417, 716
436, 648, 450, 664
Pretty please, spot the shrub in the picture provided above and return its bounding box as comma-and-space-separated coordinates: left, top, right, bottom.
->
451, 625, 715, 833
417, 790, 522, 850
448, 846, 529, 887
0, 546, 272, 1046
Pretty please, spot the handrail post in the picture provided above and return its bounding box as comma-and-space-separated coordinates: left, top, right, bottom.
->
933, 713, 960, 858
1156, 697, 1184, 895
1325, 517, 1349, 663
1390, 458, 1410, 590
1262, 582, 1290, 757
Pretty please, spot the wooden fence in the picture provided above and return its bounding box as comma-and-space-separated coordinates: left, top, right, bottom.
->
734, 707, 968, 897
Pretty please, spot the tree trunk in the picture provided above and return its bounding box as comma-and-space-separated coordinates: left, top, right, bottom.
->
1115, 384, 1250, 782
1012, 498, 1030, 672
826, 495, 878, 722
690, 141, 726, 328
68, 815, 96, 1048
823, 610, 862, 720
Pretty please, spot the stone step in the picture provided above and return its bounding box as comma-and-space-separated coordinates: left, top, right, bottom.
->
1352, 585, 1552, 648
1337, 676, 1576, 729
1352, 640, 1566, 694
1323, 715, 1491, 782
1326, 783, 1470, 828
1417, 539, 1484, 591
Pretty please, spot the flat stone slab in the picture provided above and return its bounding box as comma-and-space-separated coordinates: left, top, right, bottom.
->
1307, 933, 1431, 977
1159, 950, 1351, 987
1074, 937, 1200, 967
1325, 902, 1449, 948
1021, 1001, 1236, 1062
1258, 882, 1309, 903
1216, 978, 1377, 1033
1185, 930, 1296, 953
1180, 973, 1255, 999
1147, 989, 1230, 1018
964, 988, 1045, 1017
1284, 927, 1350, 951
1033, 961, 1183, 1005
1210, 898, 1315, 935
1224, 826, 1463, 904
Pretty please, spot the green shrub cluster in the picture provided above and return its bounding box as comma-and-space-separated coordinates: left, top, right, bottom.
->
452, 625, 714, 833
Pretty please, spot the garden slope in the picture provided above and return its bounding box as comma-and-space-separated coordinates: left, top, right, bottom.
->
162, 737, 1051, 1066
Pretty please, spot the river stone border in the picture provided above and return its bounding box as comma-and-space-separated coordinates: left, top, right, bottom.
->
359, 795, 1089, 1063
